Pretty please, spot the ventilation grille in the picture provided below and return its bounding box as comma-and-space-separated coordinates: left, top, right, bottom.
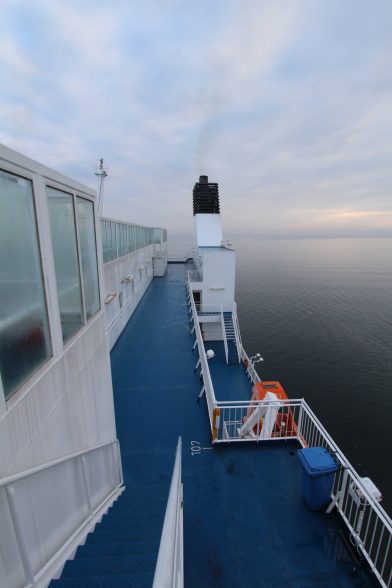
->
193, 176, 220, 215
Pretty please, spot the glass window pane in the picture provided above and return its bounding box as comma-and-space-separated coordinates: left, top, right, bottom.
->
76, 197, 100, 319
102, 220, 108, 263
112, 222, 117, 260
120, 224, 126, 257
47, 187, 83, 342
0, 169, 51, 398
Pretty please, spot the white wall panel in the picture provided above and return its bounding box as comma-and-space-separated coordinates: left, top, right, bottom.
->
199, 248, 236, 311
0, 489, 25, 588
0, 313, 117, 478
102, 245, 156, 350
0, 145, 123, 588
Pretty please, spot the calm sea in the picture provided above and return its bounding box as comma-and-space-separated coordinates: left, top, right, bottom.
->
169, 237, 392, 513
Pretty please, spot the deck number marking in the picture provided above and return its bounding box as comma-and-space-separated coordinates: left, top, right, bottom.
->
190, 440, 212, 456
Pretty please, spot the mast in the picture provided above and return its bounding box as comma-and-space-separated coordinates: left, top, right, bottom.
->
94, 158, 108, 215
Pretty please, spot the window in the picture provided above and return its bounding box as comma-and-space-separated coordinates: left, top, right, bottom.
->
47, 188, 84, 342
48, 189, 101, 342
0, 170, 51, 398
76, 197, 100, 319
102, 221, 109, 263
100, 219, 165, 263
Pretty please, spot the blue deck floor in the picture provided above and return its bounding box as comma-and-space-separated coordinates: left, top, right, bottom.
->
204, 339, 253, 401
110, 263, 376, 587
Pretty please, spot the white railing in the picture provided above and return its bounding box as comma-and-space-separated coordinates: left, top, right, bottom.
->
215, 398, 303, 443
232, 302, 242, 363
185, 278, 391, 586
0, 440, 123, 588
195, 304, 221, 316
215, 397, 392, 588
153, 437, 183, 588
186, 275, 217, 432
298, 402, 392, 588
220, 306, 229, 364
167, 250, 193, 263
239, 346, 261, 384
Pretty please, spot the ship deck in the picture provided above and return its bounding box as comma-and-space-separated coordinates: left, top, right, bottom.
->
203, 339, 253, 401
110, 263, 376, 587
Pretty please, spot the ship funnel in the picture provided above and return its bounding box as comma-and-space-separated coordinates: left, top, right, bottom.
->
193, 176, 220, 216
193, 175, 222, 246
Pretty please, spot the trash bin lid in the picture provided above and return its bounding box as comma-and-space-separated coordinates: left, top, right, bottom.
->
297, 447, 339, 477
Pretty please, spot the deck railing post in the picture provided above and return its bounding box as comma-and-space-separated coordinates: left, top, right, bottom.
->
6, 484, 35, 587
296, 401, 304, 444
80, 455, 93, 516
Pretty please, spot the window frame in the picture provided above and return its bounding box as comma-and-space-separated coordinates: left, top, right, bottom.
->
45, 179, 101, 347
0, 163, 53, 400
76, 195, 101, 321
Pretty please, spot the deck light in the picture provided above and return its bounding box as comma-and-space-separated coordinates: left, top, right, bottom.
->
206, 350, 215, 360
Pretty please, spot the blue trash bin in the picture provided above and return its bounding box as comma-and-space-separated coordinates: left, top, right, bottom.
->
297, 447, 339, 511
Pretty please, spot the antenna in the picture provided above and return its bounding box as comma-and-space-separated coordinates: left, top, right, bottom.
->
94, 158, 108, 215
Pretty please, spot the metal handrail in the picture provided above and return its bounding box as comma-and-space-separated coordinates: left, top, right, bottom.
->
215, 397, 392, 587
220, 306, 229, 364
0, 439, 121, 488
1, 439, 123, 588
106, 269, 153, 334
153, 437, 183, 588
300, 401, 392, 588
196, 304, 221, 315
187, 274, 217, 427
167, 250, 193, 263
232, 302, 242, 363
240, 347, 261, 384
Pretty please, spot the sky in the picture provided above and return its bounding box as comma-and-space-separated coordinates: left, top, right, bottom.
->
1, 0, 392, 239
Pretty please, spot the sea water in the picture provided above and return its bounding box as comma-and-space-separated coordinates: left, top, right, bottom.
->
169, 236, 392, 513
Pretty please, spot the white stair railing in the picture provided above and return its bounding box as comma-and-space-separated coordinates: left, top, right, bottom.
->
0, 440, 123, 588
220, 306, 229, 364
232, 302, 242, 363
186, 274, 217, 432
153, 437, 184, 588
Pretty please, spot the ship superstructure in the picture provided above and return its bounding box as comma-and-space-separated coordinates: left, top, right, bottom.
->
0, 147, 391, 588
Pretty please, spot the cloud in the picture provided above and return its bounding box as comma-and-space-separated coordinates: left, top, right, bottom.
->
1, 0, 392, 237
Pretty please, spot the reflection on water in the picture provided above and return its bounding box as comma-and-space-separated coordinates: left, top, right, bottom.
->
236, 238, 392, 515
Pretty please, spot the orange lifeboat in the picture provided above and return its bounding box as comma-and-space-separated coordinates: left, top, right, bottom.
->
251, 381, 288, 402
247, 381, 297, 437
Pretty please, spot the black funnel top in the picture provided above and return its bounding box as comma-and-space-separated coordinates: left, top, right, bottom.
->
193, 176, 220, 215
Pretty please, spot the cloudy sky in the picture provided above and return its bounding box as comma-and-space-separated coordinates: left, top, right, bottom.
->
1, 0, 392, 238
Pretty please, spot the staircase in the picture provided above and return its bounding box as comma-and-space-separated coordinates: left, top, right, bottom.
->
223, 312, 239, 364
50, 484, 167, 588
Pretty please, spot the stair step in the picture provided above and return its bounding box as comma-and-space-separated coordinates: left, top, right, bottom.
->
85, 530, 162, 544
94, 516, 163, 533
110, 500, 164, 511
93, 527, 161, 540
76, 539, 159, 558
61, 554, 157, 578
105, 510, 163, 522
115, 490, 167, 504
50, 572, 153, 588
